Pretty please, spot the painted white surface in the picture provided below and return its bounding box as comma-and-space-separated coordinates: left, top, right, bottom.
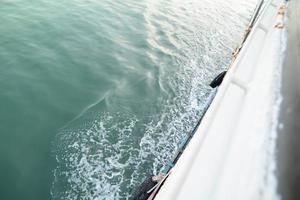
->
155, 0, 286, 199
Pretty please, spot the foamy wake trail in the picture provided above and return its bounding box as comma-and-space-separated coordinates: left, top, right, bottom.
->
51, 45, 216, 199
52, 73, 214, 200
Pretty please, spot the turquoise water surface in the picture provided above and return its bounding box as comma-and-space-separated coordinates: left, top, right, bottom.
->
0, 0, 257, 199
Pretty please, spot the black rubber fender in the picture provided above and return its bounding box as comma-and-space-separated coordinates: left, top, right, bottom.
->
210, 71, 227, 88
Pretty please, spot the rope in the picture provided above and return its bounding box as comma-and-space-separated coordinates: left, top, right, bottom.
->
231, 0, 265, 63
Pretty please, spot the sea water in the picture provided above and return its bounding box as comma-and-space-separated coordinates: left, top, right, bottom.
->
0, 0, 257, 199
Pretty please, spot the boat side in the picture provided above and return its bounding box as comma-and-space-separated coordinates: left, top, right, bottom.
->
155, 0, 286, 199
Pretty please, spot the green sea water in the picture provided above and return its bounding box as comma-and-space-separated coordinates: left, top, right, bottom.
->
0, 0, 257, 199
